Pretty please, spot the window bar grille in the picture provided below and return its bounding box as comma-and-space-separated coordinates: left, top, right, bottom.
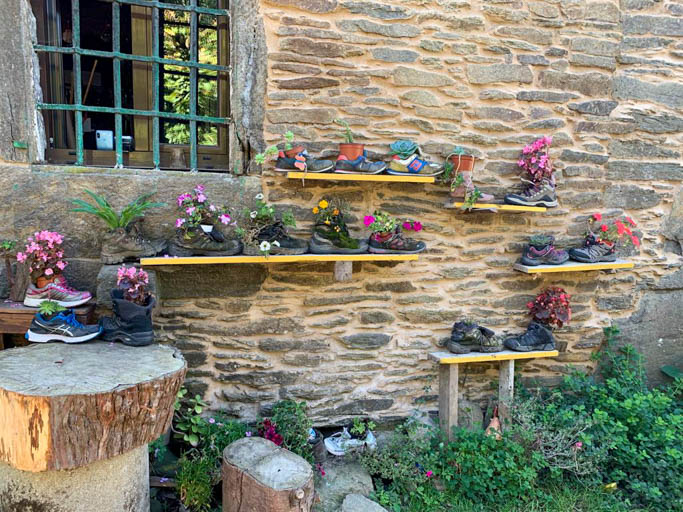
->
33, 0, 231, 170
72, 0, 83, 166
189, 0, 198, 172
112, 1, 123, 168
152, 5, 160, 169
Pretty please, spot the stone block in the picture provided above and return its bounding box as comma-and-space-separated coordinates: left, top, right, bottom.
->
467, 64, 533, 84
393, 66, 455, 87
315, 460, 373, 512
495, 26, 553, 45
274, 77, 340, 89
568, 100, 618, 116
569, 53, 616, 71
539, 71, 612, 96
607, 161, 683, 180
341, 1, 413, 19
264, 0, 338, 13
399, 90, 440, 106
624, 15, 683, 36
570, 37, 620, 57
371, 47, 419, 63
338, 19, 421, 38
342, 494, 388, 512
267, 107, 336, 124
613, 75, 683, 109
517, 90, 579, 103
341, 333, 392, 349
280, 38, 357, 58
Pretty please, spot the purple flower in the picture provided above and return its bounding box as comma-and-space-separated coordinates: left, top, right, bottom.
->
219, 214, 231, 225
245, 431, 252, 437
186, 206, 196, 216
196, 193, 207, 203
208, 418, 216, 424
176, 218, 185, 228
194, 184, 205, 193
209, 204, 217, 212
159, 477, 169, 483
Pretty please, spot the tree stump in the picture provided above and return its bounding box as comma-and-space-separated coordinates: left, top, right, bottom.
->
222, 437, 314, 512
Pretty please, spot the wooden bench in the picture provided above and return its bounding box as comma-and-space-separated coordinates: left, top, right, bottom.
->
429, 349, 558, 439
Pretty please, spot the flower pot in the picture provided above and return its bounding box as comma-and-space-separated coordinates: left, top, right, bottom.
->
339, 143, 364, 160
36, 273, 60, 289
200, 224, 214, 234
449, 154, 475, 172
284, 145, 305, 158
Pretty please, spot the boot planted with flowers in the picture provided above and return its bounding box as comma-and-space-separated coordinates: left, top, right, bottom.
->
168, 185, 242, 257
364, 211, 426, 254
309, 198, 368, 254
443, 147, 494, 209
504, 136, 558, 208
569, 213, 640, 263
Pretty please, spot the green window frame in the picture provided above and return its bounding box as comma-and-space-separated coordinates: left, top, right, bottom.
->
33, 0, 231, 171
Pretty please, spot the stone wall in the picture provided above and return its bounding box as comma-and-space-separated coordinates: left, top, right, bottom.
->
0, 0, 682, 425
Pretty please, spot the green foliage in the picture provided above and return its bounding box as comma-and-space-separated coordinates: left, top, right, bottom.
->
71, 189, 164, 230
254, 131, 296, 164
270, 400, 313, 463
351, 417, 377, 437
37, 300, 66, 317
334, 118, 354, 143
173, 388, 209, 448
200, 415, 248, 462
0, 239, 16, 254
176, 455, 215, 511
661, 365, 683, 380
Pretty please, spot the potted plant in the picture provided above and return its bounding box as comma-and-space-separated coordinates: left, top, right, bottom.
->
446, 146, 475, 173
504, 135, 558, 208
271, 399, 315, 464
25, 299, 102, 344
99, 265, 156, 346
363, 211, 426, 254
334, 118, 364, 160
71, 189, 166, 264
569, 213, 640, 263
255, 131, 302, 164
504, 287, 570, 352
349, 417, 377, 445
442, 146, 494, 210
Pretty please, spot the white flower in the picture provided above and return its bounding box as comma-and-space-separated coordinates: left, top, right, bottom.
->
259, 241, 271, 252
255, 193, 264, 200
272, 241, 280, 247
250, 211, 257, 219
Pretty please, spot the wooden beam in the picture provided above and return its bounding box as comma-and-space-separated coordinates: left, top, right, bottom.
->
514, 259, 634, 273
429, 349, 558, 364
141, 253, 419, 266
439, 363, 459, 441
498, 360, 515, 428
286, 171, 435, 183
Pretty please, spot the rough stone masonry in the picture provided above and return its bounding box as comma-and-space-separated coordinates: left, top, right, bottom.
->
0, 0, 681, 425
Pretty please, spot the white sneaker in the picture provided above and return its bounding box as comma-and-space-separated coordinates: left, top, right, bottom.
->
324, 428, 377, 456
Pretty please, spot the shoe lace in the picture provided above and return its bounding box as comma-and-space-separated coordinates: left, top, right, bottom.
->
54, 278, 80, 294
64, 313, 85, 329
519, 178, 540, 197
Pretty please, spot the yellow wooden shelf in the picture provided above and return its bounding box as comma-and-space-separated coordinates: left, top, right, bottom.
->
445, 201, 547, 212
286, 172, 435, 183
141, 253, 419, 266
514, 259, 634, 274
430, 349, 558, 364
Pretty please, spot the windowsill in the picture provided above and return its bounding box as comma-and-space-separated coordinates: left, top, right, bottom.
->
30, 163, 247, 177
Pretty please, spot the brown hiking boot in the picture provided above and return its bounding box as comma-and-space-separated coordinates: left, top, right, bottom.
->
168, 226, 242, 257
101, 221, 167, 264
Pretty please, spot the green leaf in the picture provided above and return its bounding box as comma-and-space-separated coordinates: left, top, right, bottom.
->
661, 365, 682, 380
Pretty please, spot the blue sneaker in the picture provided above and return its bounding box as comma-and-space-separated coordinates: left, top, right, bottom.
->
26, 311, 102, 344
335, 153, 386, 174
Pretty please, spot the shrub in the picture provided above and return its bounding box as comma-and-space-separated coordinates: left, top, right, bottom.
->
177, 454, 215, 511
270, 399, 313, 463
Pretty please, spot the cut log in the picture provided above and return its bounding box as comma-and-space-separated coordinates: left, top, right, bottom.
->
0, 342, 186, 472
222, 437, 314, 512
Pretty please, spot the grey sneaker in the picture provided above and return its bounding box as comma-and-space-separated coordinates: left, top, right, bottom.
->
568, 234, 617, 263
168, 227, 242, 256
309, 224, 369, 254
274, 151, 334, 173
504, 179, 558, 207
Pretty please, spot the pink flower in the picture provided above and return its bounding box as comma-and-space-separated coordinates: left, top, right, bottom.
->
209, 204, 217, 212
518, 159, 525, 167
426, 470, 433, 478
56, 261, 67, 270
593, 213, 602, 221
601, 224, 609, 232
413, 221, 423, 232
364, 215, 376, 227
575, 442, 583, 449
616, 221, 626, 236
626, 216, 636, 227
16, 252, 26, 262
177, 193, 192, 206
208, 418, 216, 424
194, 184, 205, 193
632, 235, 641, 247
403, 221, 412, 231
176, 218, 185, 228
219, 214, 231, 225
44, 268, 53, 276
196, 193, 207, 203
186, 206, 196, 216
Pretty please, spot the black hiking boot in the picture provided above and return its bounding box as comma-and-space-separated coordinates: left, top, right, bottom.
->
168, 226, 242, 257
447, 321, 501, 354
242, 221, 309, 255
503, 321, 556, 352
568, 234, 617, 263
100, 289, 155, 346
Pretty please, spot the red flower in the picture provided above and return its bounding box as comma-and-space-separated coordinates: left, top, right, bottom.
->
616, 221, 626, 235
631, 235, 641, 247
593, 213, 602, 221
626, 216, 636, 227
600, 224, 609, 232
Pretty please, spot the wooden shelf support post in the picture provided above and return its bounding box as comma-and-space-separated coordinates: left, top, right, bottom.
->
439, 363, 459, 440
498, 360, 515, 427
333, 261, 353, 282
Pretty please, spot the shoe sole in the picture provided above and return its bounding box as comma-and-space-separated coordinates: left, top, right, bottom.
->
274, 164, 335, 173
506, 343, 556, 352
242, 246, 309, 256
569, 254, 617, 263
102, 330, 154, 346
334, 164, 387, 175
520, 256, 569, 266
24, 296, 92, 308
368, 246, 426, 255
26, 329, 101, 344
504, 197, 559, 208
309, 240, 369, 254
386, 169, 444, 177
167, 244, 242, 257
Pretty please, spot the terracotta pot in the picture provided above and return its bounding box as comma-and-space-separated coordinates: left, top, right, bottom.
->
284, 145, 305, 158
36, 274, 59, 289
339, 143, 364, 160
449, 154, 475, 172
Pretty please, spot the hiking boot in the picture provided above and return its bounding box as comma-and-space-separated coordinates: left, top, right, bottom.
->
503, 321, 556, 352
26, 310, 101, 343
368, 226, 426, 254
387, 153, 443, 177
309, 223, 369, 254
101, 221, 167, 264
242, 220, 309, 255
568, 234, 617, 263
274, 150, 334, 173
448, 321, 502, 354
24, 275, 92, 308
335, 153, 386, 174
504, 179, 558, 207
100, 289, 155, 346
168, 227, 242, 257
520, 243, 569, 266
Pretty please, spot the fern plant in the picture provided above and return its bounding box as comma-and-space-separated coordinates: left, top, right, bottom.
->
71, 190, 165, 230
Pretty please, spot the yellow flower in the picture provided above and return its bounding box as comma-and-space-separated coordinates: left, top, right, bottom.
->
319, 200, 329, 209
333, 209, 340, 216
324, 220, 331, 225
312, 207, 319, 214
335, 226, 341, 232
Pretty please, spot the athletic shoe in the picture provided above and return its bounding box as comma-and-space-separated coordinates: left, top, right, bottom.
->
387, 153, 443, 177
568, 234, 617, 263
309, 224, 369, 254
335, 154, 386, 174
324, 428, 377, 456
26, 310, 101, 344
520, 244, 569, 266
504, 179, 558, 207
23, 277, 92, 308
503, 321, 556, 352
274, 150, 334, 173
368, 227, 426, 254
242, 221, 309, 255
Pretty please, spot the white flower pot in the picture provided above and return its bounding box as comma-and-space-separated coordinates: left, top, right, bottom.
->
200, 224, 214, 233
